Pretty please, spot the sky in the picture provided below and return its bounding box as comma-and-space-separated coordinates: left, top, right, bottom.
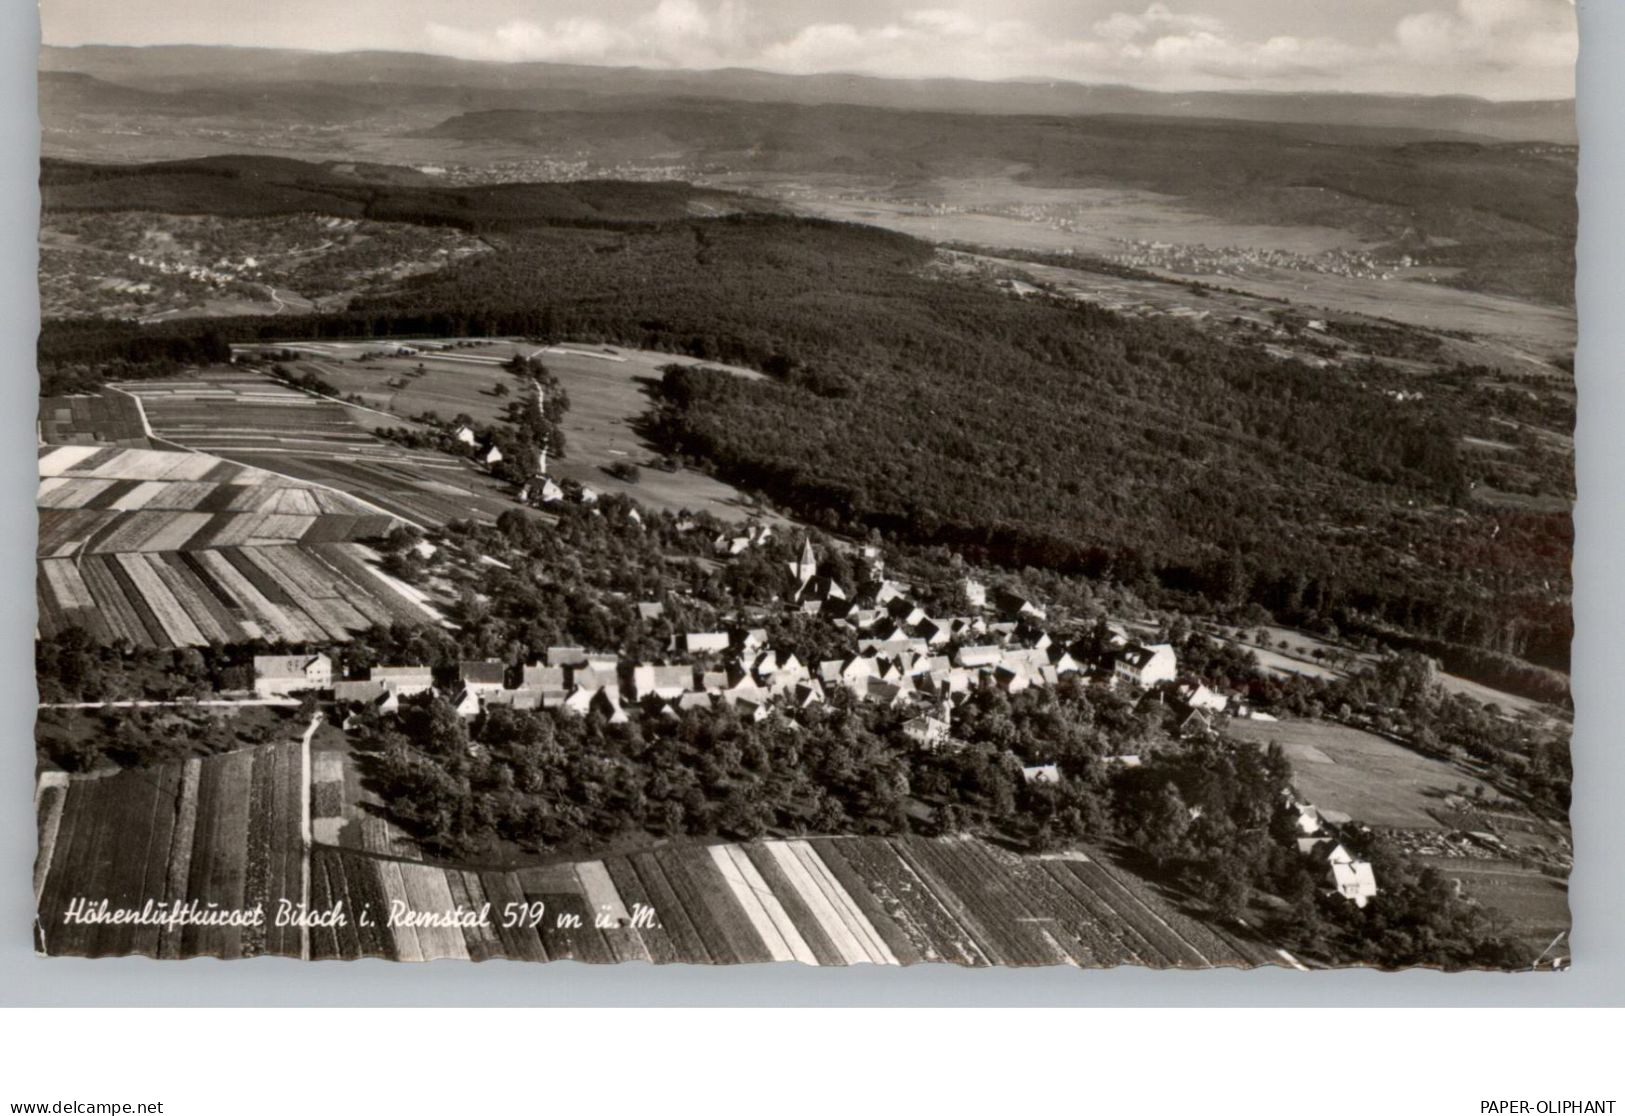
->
40, 0, 1579, 99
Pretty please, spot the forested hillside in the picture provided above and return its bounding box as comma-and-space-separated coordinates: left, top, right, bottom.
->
39, 205, 1571, 679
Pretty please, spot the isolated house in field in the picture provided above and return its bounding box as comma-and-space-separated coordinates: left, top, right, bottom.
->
537, 478, 566, 504
477, 443, 504, 467
253, 653, 332, 698
458, 660, 508, 694
452, 424, 477, 446
1112, 643, 1179, 689
1294, 804, 1323, 836
1329, 860, 1379, 908
1022, 764, 1061, 784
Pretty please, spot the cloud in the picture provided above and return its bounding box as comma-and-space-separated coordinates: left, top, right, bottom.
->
1393, 0, 1577, 71
424, 1, 1577, 99
426, 0, 753, 68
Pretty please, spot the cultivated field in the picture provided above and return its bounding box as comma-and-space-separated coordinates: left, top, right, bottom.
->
114, 370, 523, 527
34, 741, 306, 959
38, 392, 152, 448
37, 739, 1282, 965
1224, 718, 1497, 829
34, 737, 1280, 961
37, 444, 439, 647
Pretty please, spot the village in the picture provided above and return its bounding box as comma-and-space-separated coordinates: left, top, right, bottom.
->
252, 529, 1382, 910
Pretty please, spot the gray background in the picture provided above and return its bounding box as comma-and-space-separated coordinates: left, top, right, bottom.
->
1, 0, 1617, 1007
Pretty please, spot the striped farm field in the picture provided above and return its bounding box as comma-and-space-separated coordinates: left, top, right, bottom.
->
37, 543, 441, 648
113, 371, 528, 528
35, 741, 305, 959
37, 438, 437, 647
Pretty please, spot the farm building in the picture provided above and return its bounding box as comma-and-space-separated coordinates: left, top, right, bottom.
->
253, 653, 332, 697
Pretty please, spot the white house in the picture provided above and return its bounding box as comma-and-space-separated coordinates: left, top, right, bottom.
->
902, 714, 951, 750
681, 632, 731, 656
1022, 764, 1061, 784
1329, 860, 1379, 908
1113, 643, 1178, 688
253, 653, 332, 698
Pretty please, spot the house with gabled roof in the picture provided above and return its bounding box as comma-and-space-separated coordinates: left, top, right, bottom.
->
1022, 764, 1061, 784
451, 688, 483, 718
679, 631, 731, 656
1329, 860, 1379, 907
631, 664, 695, 701
1112, 643, 1178, 689
458, 660, 509, 694
955, 645, 1003, 669
520, 664, 567, 691
370, 665, 434, 695
902, 713, 951, 750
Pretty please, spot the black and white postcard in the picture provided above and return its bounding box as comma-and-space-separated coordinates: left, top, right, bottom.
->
32, 0, 1577, 969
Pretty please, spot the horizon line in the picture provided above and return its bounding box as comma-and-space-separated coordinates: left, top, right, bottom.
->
38, 40, 1578, 107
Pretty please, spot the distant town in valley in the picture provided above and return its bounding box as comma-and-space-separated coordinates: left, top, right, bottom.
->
32, 41, 1574, 970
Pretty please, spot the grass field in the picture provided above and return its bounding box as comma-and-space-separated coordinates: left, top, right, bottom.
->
244, 338, 781, 522
1224, 718, 1498, 829
1415, 856, 1569, 955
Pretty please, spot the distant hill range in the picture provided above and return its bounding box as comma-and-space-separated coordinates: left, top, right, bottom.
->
40, 44, 1575, 145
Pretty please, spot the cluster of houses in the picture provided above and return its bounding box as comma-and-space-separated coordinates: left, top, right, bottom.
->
251, 542, 1241, 752
1291, 799, 1379, 907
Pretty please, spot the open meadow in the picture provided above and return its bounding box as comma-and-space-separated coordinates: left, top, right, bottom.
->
255, 338, 782, 522
115, 368, 523, 527
1224, 717, 1497, 830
